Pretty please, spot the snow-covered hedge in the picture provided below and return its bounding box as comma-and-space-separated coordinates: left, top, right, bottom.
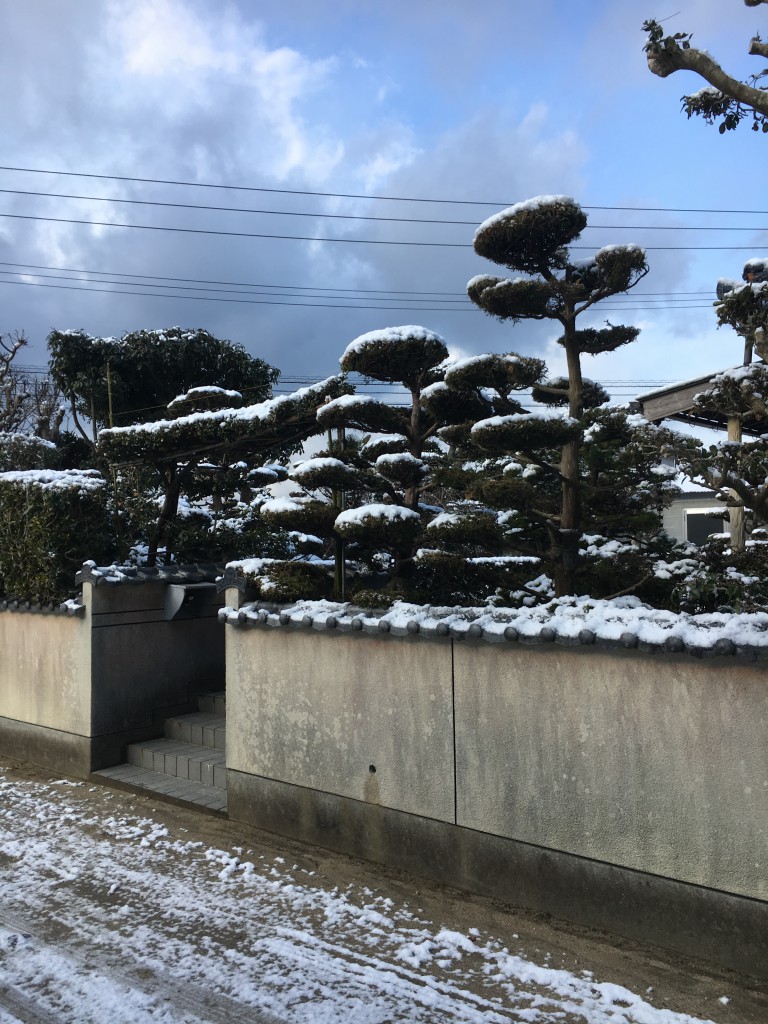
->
0, 432, 57, 472
0, 469, 110, 602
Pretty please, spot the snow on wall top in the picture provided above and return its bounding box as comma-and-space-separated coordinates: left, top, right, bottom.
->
219, 591, 768, 657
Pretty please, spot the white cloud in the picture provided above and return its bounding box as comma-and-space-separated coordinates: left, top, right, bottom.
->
102, 0, 343, 181
358, 132, 422, 191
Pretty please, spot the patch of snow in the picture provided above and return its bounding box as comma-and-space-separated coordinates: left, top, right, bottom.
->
0, 771, 722, 1024
341, 326, 445, 363
0, 468, 104, 493
335, 503, 421, 526
475, 195, 576, 239
101, 377, 340, 439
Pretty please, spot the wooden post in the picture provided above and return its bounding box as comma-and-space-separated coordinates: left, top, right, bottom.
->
727, 413, 746, 552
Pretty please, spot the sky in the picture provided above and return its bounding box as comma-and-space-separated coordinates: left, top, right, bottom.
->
0, 0, 766, 406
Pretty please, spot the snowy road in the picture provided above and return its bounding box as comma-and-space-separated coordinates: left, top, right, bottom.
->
0, 763, 760, 1023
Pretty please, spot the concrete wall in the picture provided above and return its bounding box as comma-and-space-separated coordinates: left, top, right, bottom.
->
0, 606, 91, 774
225, 621, 768, 977
0, 580, 225, 775
453, 643, 767, 901
226, 627, 454, 822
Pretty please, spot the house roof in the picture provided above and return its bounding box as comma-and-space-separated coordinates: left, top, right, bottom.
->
635, 364, 766, 436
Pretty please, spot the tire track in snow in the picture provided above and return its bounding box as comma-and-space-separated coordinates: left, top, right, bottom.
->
0, 909, 283, 1024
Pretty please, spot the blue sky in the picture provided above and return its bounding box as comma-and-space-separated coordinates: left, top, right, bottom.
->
0, 0, 766, 402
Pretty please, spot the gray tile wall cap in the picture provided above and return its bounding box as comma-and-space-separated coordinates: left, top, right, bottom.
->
220, 601, 767, 661
76, 561, 223, 587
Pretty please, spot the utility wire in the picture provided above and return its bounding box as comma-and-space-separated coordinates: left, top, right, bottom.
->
0, 278, 478, 310
1, 188, 766, 231
11, 364, 677, 388
0, 277, 715, 311
0, 269, 714, 306
1, 164, 768, 215
0, 211, 765, 251
0, 260, 465, 295
0, 269, 474, 303
0, 261, 718, 298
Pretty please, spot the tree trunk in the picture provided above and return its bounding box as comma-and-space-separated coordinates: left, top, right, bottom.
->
405, 385, 423, 508
553, 331, 583, 597
557, 438, 581, 596
148, 470, 181, 567
728, 414, 746, 553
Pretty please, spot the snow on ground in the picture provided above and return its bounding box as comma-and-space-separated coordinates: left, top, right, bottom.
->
0, 767, 734, 1024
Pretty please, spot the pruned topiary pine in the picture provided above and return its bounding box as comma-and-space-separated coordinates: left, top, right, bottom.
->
418, 342, 677, 604
715, 258, 768, 363
674, 259, 768, 540
48, 326, 278, 444
99, 375, 351, 565
468, 196, 649, 596
315, 326, 451, 592
682, 363, 768, 529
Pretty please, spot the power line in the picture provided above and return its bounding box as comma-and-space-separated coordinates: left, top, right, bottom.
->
0, 261, 463, 296
1, 188, 767, 231
2, 164, 768, 216
0, 277, 716, 312
13, 365, 679, 388
0, 277, 478, 311
0, 211, 766, 252
0, 268, 713, 307
7, 365, 679, 420
0, 212, 469, 247
0, 261, 719, 299
0, 269, 473, 304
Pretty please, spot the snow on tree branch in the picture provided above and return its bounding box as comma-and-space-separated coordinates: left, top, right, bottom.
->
643, 11, 768, 133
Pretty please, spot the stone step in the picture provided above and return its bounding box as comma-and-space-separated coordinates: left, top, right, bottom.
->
126, 738, 227, 790
165, 712, 226, 749
197, 691, 226, 716
93, 763, 227, 813
93, 691, 228, 814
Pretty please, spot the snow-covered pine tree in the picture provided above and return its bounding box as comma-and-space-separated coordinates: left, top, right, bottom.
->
679, 258, 768, 531
423, 351, 678, 604
312, 326, 450, 599
98, 376, 349, 565
467, 195, 650, 596
414, 351, 549, 603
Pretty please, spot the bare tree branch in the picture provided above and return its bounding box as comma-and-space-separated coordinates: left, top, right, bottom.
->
644, 11, 768, 132
646, 37, 768, 115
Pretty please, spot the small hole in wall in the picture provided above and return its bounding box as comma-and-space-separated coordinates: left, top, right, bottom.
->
368, 764, 376, 774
